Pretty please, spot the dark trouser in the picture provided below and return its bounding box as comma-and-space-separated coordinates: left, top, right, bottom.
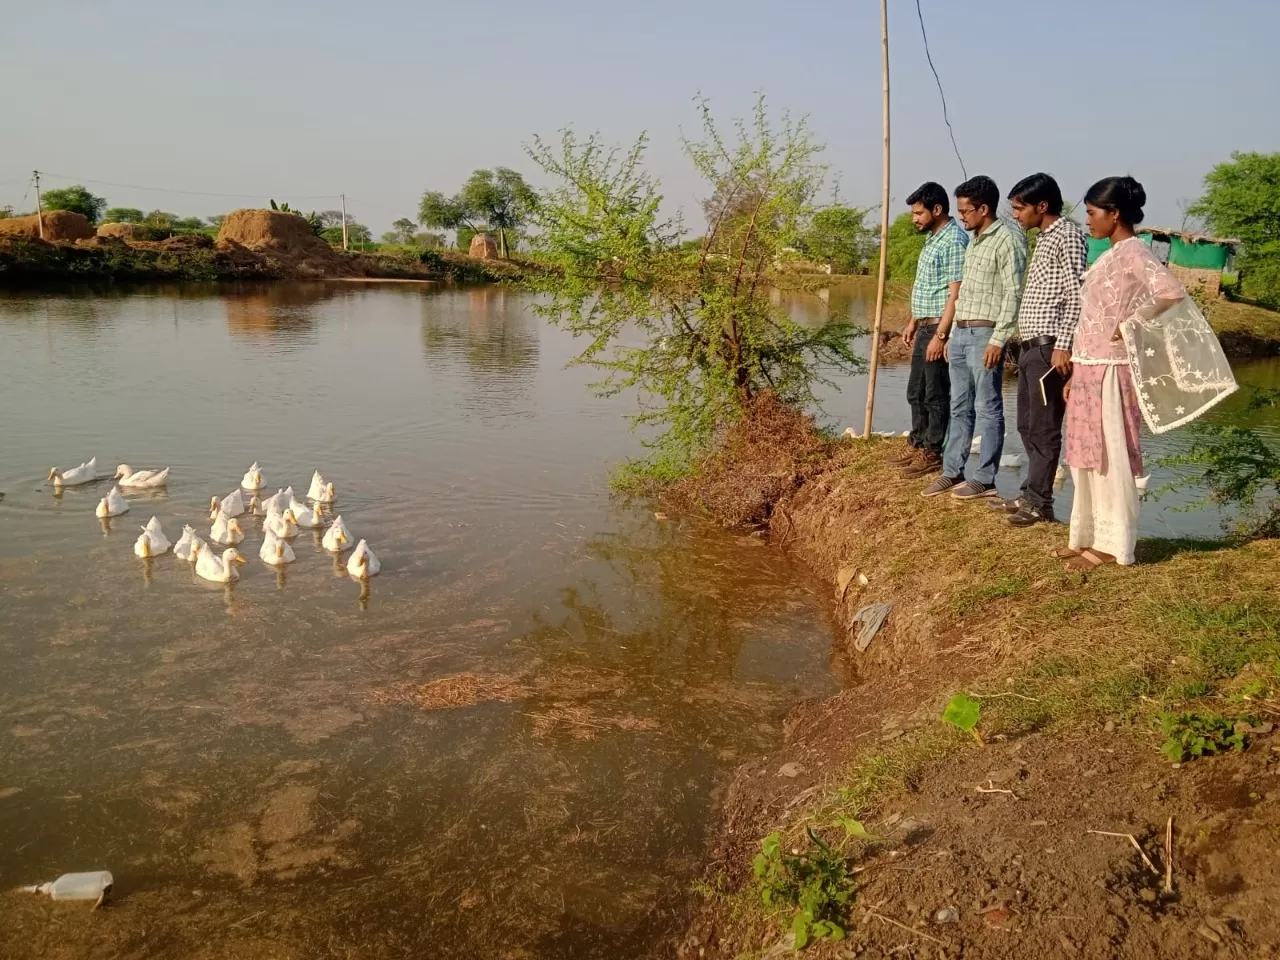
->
1016, 339, 1067, 513
906, 323, 950, 455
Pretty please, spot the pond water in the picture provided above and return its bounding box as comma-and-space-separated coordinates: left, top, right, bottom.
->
0, 280, 1273, 959
0, 283, 841, 959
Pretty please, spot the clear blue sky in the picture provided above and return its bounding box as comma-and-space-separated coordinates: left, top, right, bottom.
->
3, 0, 1276, 234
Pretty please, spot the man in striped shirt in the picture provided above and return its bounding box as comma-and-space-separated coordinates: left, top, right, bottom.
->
892, 182, 969, 478
995, 173, 1088, 527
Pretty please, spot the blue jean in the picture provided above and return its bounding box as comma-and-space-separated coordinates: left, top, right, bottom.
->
942, 325, 1005, 485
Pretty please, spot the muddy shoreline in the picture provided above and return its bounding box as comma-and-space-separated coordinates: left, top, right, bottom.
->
666, 405, 1280, 959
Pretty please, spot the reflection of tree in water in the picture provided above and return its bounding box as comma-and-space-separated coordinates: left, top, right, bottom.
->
223, 282, 331, 345
420, 288, 539, 380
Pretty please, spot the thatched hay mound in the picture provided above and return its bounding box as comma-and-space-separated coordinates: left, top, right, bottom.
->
0, 211, 95, 241
469, 232, 499, 259
663, 393, 837, 527
216, 209, 332, 258
97, 222, 147, 240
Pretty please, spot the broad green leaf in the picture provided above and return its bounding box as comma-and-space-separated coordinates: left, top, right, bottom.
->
792, 914, 810, 950
942, 693, 981, 732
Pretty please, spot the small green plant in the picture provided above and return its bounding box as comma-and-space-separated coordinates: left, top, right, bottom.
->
753, 828, 855, 949
942, 693, 984, 745
1157, 711, 1251, 762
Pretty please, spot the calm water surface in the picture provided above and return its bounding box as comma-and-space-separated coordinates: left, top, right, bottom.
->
0, 282, 1273, 958
0, 283, 840, 959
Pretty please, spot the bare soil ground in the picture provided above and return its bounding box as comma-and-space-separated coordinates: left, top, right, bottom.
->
669, 400, 1280, 960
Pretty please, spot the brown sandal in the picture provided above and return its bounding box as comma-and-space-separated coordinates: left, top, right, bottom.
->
1049, 547, 1081, 559
1064, 549, 1116, 571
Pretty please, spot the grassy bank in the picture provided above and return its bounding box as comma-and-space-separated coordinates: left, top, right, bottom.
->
668, 401, 1280, 958
0, 238, 531, 287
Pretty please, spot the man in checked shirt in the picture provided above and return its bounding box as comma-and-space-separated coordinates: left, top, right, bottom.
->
995, 173, 1088, 527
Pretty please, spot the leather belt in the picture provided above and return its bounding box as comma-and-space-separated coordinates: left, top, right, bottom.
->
955, 320, 995, 329
1020, 334, 1056, 348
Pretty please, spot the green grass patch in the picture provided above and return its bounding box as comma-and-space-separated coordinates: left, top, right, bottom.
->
949, 575, 1029, 618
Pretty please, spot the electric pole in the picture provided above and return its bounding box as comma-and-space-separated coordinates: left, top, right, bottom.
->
33, 170, 44, 240
340, 194, 349, 251
862, 0, 891, 438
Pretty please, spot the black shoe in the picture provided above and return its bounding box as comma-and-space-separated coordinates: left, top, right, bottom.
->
1008, 505, 1055, 527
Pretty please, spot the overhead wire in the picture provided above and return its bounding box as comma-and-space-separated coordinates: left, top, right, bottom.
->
914, 0, 967, 180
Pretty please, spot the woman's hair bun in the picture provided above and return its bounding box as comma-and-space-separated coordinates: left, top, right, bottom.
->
1084, 176, 1146, 226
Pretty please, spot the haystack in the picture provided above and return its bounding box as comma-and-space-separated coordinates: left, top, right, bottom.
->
97, 222, 147, 240
469, 232, 499, 259
216, 209, 333, 258
0, 211, 95, 241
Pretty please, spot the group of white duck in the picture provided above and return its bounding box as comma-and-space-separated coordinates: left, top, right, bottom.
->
48, 457, 382, 584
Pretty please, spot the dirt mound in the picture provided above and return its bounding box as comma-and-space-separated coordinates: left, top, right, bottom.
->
160, 233, 213, 251
97, 222, 147, 240
663, 393, 837, 526
216, 209, 333, 258
0, 211, 95, 241
469, 232, 499, 259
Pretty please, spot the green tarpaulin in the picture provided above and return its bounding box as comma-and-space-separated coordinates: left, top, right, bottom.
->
1086, 235, 1148, 265
1167, 236, 1229, 270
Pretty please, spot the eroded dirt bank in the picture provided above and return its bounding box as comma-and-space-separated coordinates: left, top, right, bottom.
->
666, 397, 1280, 959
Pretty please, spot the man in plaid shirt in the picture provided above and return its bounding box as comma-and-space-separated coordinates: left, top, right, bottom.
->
921, 175, 1027, 501
996, 173, 1088, 527
892, 182, 968, 478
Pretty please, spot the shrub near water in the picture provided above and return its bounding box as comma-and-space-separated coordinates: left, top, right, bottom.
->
525, 96, 865, 490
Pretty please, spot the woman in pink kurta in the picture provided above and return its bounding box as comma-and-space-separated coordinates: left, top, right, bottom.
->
1058, 177, 1233, 569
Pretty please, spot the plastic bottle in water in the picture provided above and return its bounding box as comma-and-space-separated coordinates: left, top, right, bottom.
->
22, 871, 113, 904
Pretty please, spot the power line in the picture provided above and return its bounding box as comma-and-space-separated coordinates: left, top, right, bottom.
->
914, 0, 966, 180
38, 170, 340, 201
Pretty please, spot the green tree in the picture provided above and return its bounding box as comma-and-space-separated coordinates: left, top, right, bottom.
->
41, 185, 107, 224
419, 168, 537, 258
524, 96, 864, 485
1189, 152, 1280, 307
801, 205, 876, 273
867, 211, 928, 284
103, 207, 145, 224
388, 218, 418, 245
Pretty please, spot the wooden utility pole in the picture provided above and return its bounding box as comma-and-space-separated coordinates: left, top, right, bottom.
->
862, 0, 891, 438
33, 170, 44, 240
340, 194, 349, 251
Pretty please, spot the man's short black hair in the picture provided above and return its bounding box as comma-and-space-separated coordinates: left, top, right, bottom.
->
1008, 172, 1064, 215
954, 175, 1000, 217
906, 181, 949, 215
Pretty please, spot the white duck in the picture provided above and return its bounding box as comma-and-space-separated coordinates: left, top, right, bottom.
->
210, 511, 245, 545
49, 458, 98, 487
209, 489, 246, 520
259, 487, 294, 515
346, 539, 381, 579
195, 546, 247, 583
264, 506, 299, 539
307, 471, 336, 503
115, 464, 170, 488
173, 524, 205, 561
288, 497, 326, 528
241, 461, 265, 491
134, 516, 172, 557
322, 515, 354, 553
259, 530, 296, 566
95, 486, 129, 518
